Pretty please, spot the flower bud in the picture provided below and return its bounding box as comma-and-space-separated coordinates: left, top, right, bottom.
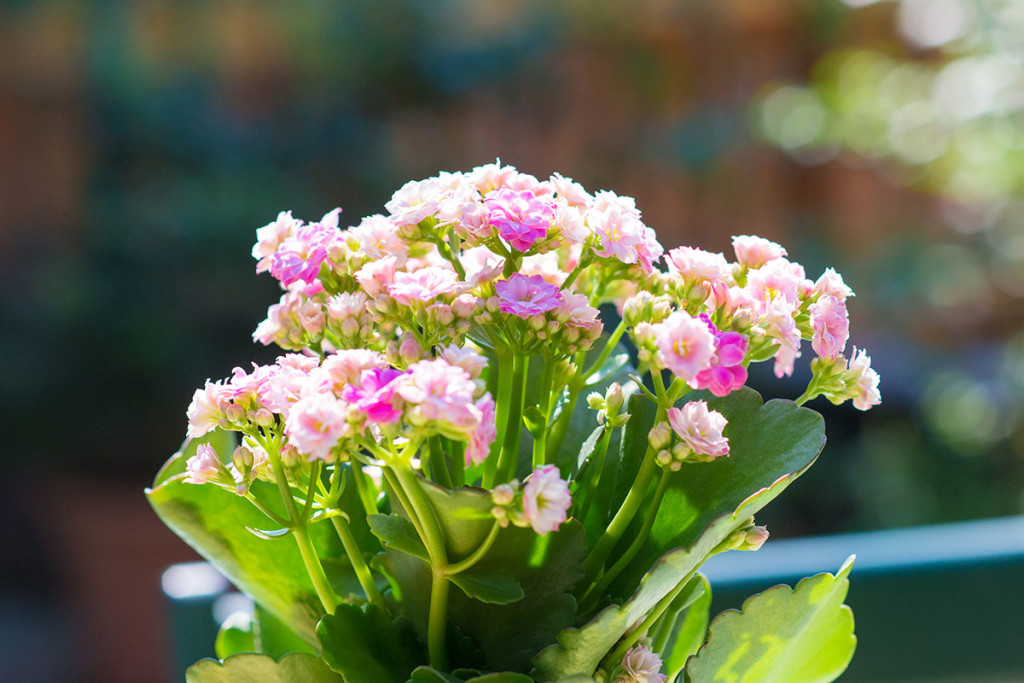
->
253, 409, 275, 427
649, 422, 672, 451
656, 449, 673, 468
452, 294, 479, 319
232, 445, 255, 470
587, 392, 605, 410
492, 483, 517, 507
225, 403, 245, 423
400, 336, 422, 365
605, 383, 625, 413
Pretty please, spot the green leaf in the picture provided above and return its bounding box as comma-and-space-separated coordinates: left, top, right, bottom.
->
185, 653, 342, 682
662, 575, 712, 682
449, 569, 525, 605
369, 513, 430, 561
254, 603, 317, 659
409, 665, 465, 683
317, 603, 421, 683
685, 557, 856, 683
466, 673, 535, 682
382, 478, 586, 673
570, 425, 605, 480
532, 389, 826, 682
215, 611, 255, 659
147, 436, 342, 646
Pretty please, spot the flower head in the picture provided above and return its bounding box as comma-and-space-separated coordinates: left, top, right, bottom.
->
732, 234, 787, 269
654, 311, 716, 381
615, 644, 665, 683
184, 444, 226, 485
522, 465, 572, 535
667, 400, 730, 460
495, 274, 562, 318
485, 188, 554, 252
809, 295, 849, 360
846, 347, 881, 411
387, 266, 461, 306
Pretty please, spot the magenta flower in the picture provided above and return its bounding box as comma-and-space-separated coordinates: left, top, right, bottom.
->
485, 188, 554, 252
522, 465, 572, 535
340, 367, 405, 424
654, 311, 716, 382
495, 274, 562, 318
690, 318, 749, 397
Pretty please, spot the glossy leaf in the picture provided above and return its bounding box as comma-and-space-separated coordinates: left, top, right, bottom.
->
532, 389, 826, 682
254, 603, 317, 659
147, 436, 342, 646
685, 557, 856, 683
448, 569, 525, 605
369, 513, 430, 561
662, 575, 711, 683
410, 666, 465, 683
185, 653, 342, 683
215, 611, 255, 659
317, 603, 421, 683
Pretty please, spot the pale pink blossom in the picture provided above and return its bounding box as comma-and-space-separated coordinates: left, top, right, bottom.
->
809, 295, 849, 359
296, 300, 325, 336
387, 266, 461, 305
462, 247, 505, 287
664, 246, 730, 286
470, 162, 541, 195
746, 258, 805, 308
667, 401, 730, 459
548, 173, 593, 208
187, 381, 232, 437
350, 214, 408, 262
813, 267, 855, 301
553, 201, 590, 244
269, 212, 339, 286
588, 191, 649, 268
319, 349, 388, 388
520, 253, 566, 286
485, 188, 555, 252
557, 291, 601, 328
395, 359, 483, 438
495, 274, 562, 318
465, 396, 496, 466
439, 344, 489, 378
284, 392, 350, 461
184, 444, 225, 485
385, 178, 442, 227
758, 297, 802, 378
847, 347, 881, 411
522, 465, 572, 535
654, 311, 716, 381
258, 355, 317, 414
355, 257, 397, 297
732, 235, 787, 269
325, 291, 368, 321
615, 644, 665, 683
252, 211, 302, 273
253, 291, 307, 349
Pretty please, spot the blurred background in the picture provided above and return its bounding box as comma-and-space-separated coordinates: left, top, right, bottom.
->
3, 0, 1023, 680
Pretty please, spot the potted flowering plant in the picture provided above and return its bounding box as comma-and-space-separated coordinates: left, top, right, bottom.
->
148, 163, 880, 683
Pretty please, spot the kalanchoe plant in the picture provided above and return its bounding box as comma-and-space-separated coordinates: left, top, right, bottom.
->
148, 163, 880, 683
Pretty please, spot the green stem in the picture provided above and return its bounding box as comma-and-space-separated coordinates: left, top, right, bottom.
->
243, 492, 290, 528
495, 353, 529, 484
429, 436, 454, 489
794, 384, 819, 406
450, 441, 465, 488
580, 469, 671, 611
392, 465, 450, 671
533, 356, 557, 468
561, 250, 592, 290
351, 460, 379, 517
330, 515, 385, 609
576, 426, 611, 523
382, 467, 425, 542
293, 524, 339, 615
483, 350, 514, 489
445, 519, 501, 576
581, 434, 662, 585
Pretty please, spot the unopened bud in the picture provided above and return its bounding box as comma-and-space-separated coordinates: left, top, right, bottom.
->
225, 404, 245, 423
649, 422, 672, 451
232, 445, 255, 471
529, 314, 545, 330
486, 296, 501, 313
400, 336, 422, 365
587, 392, 605, 410
605, 383, 625, 413
492, 483, 516, 507
253, 409, 275, 427
656, 450, 673, 467
452, 294, 479, 318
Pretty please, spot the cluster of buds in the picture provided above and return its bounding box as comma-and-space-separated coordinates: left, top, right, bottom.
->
587, 382, 631, 428
804, 349, 882, 411
489, 465, 572, 536
184, 443, 270, 496
723, 517, 770, 552
652, 401, 731, 471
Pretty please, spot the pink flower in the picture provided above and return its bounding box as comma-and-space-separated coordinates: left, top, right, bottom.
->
813, 267, 855, 301
184, 444, 225, 485
385, 178, 441, 227
186, 381, 232, 437
495, 274, 562, 318
465, 396, 496, 466
395, 359, 486, 439
350, 214, 408, 262
758, 297, 802, 378
548, 172, 593, 208
667, 401, 730, 459
355, 256, 397, 297
746, 258, 805, 308
439, 343, 489, 378
284, 392, 350, 461
258, 355, 317, 415
732, 235, 787, 269
664, 246, 730, 285
616, 644, 665, 683
588, 192, 647, 266
319, 349, 388, 388
654, 311, 716, 382
387, 266, 461, 305
252, 211, 302, 273
485, 188, 555, 252
269, 214, 338, 286
522, 465, 572, 535
690, 318, 749, 397
340, 367, 405, 424
847, 347, 881, 411
809, 295, 849, 359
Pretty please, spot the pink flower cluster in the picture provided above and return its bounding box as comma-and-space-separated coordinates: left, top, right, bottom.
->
666, 400, 730, 465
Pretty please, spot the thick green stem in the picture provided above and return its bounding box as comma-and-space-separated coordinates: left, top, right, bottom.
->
392, 464, 449, 671
293, 524, 339, 615
533, 357, 557, 468
575, 426, 612, 523
351, 459, 379, 517
429, 436, 454, 489
330, 515, 385, 609
580, 469, 671, 611
483, 350, 514, 489
495, 353, 529, 484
